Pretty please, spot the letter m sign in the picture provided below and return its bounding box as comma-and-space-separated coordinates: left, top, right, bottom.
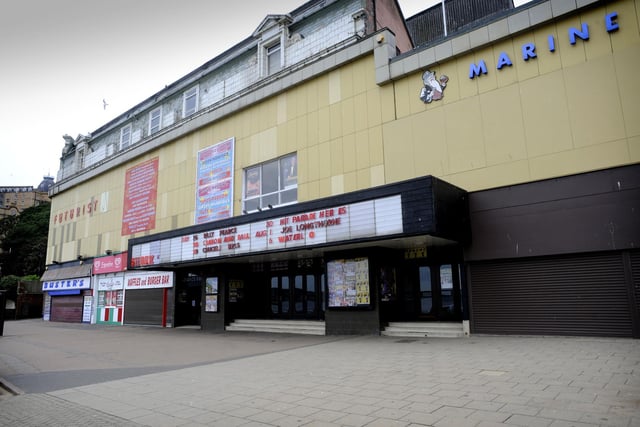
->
469, 60, 488, 79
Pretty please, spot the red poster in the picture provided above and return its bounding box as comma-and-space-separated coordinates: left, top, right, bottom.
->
122, 158, 159, 235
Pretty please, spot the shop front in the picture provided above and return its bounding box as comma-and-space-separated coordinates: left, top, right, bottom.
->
93, 253, 127, 325
465, 165, 640, 338
41, 262, 93, 323
378, 246, 464, 323
128, 175, 470, 334
123, 270, 174, 327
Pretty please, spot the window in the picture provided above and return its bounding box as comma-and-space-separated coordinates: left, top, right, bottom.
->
149, 107, 162, 134
120, 125, 131, 150
440, 264, 455, 313
183, 86, 198, 117
266, 42, 282, 75
243, 153, 297, 211
77, 148, 85, 170
419, 266, 432, 314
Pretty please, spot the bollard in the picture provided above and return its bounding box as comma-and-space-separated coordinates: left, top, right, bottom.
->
0, 290, 5, 336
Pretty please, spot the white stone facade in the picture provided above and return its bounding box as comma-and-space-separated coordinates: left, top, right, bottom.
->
57, 0, 366, 184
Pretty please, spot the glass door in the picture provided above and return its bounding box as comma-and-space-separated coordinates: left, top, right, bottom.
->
271, 276, 290, 317
416, 263, 462, 321
271, 273, 322, 319
419, 266, 433, 316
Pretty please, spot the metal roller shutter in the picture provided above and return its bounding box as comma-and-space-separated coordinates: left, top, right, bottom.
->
469, 252, 633, 337
124, 289, 166, 326
50, 296, 83, 323
631, 252, 640, 321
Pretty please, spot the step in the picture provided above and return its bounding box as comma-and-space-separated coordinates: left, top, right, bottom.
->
382, 329, 465, 338
381, 322, 464, 338
386, 322, 463, 330
226, 319, 326, 336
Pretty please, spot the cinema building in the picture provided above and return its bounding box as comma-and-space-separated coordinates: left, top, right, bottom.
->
43, 0, 639, 338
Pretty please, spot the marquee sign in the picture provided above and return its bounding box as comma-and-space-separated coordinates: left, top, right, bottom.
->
130, 195, 403, 268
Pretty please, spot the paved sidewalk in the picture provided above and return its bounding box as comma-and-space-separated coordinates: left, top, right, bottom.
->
0, 321, 638, 427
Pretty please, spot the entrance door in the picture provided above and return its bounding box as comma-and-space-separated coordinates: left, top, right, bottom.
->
175, 273, 202, 327
271, 273, 322, 319
417, 263, 462, 321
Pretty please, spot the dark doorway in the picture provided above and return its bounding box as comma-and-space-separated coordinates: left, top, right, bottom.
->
415, 262, 462, 321
384, 256, 463, 323
268, 259, 324, 320
270, 273, 323, 319
174, 272, 202, 327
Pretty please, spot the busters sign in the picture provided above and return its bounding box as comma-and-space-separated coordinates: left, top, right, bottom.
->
43, 277, 91, 291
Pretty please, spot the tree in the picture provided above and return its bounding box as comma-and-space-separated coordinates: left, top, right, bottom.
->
0, 203, 51, 277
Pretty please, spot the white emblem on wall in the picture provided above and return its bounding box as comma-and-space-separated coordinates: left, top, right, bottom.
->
420, 70, 449, 103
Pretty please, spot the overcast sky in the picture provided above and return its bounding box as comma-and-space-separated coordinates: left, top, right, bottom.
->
0, 0, 530, 187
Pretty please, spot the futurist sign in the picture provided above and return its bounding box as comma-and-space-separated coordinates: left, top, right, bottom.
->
130, 195, 403, 267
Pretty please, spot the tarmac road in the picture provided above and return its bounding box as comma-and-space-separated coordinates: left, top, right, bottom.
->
0, 319, 639, 427
0, 319, 339, 393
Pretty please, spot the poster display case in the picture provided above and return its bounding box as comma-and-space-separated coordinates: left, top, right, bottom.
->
205, 277, 219, 312
327, 257, 370, 308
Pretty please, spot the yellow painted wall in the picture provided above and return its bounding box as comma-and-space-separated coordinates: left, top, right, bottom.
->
47, 55, 387, 261
384, 0, 640, 191
47, 0, 640, 262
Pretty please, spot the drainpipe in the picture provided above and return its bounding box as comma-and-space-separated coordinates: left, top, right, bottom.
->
441, 0, 448, 37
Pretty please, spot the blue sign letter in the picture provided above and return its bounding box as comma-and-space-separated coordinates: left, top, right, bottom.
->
606, 12, 619, 32
569, 23, 589, 45
548, 35, 556, 52
469, 60, 488, 79
522, 43, 537, 61
496, 52, 513, 70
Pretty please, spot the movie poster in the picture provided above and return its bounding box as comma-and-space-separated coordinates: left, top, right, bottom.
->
195, 138, 235, 224
327, 258, 370, 307
122, 157, 159, 235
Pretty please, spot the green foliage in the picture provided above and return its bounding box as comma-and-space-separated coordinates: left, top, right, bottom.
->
0, 203, 51, 277
0, 275, 20, 290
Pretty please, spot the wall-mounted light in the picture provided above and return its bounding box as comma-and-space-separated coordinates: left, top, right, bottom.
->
257, 207, 262, 212
242, 210, 248, 215
268, 204, 273, 209
105, 249, 113, 255
52, 260, 60, 265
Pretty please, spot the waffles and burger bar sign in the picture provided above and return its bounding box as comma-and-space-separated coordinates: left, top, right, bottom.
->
130, 195, 403, 267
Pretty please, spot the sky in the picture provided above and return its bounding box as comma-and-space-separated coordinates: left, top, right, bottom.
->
0, 0, 530, 187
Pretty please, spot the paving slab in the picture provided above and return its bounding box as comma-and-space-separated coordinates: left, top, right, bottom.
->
0, 319, 638, 427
